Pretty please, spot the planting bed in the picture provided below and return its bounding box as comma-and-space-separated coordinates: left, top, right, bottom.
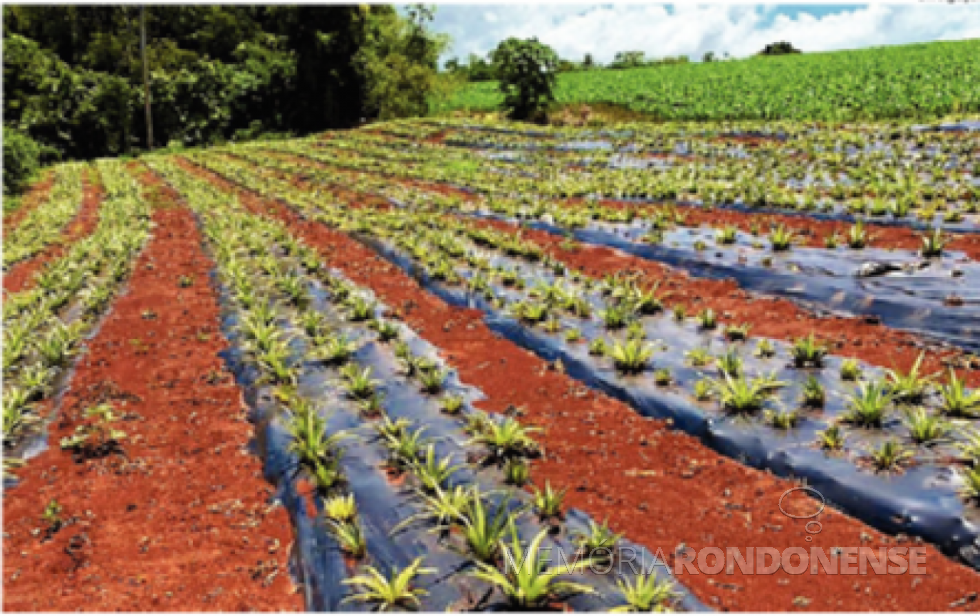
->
224, 145, 980, 353
4, 169, 105, 294
4, 118, 980, 612
2, 163, 300, 610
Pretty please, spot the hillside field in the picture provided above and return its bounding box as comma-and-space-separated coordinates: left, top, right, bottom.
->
436, 39, 980, 121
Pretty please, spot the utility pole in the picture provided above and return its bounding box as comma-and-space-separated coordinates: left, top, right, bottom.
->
140, 5, 153, 150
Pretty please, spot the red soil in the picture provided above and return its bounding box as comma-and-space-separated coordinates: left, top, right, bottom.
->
268, 146, 980, 262
177, 156, 980, 612
4, 170, 106, 294
221, 153, 390, 211
2, 182, 301, 611
468, 216, 980, 388
236, 150, 980, 385
3, 170, 55, 230
594, 198, 980, 262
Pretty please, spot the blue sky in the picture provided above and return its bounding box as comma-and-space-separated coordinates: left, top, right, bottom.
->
425, 4, 980, 64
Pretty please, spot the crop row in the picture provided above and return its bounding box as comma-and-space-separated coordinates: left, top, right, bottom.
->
183, 150, 980, 564
3, 163, 87, 268
167, 150, 980, 608
434, 39, 980, 122
238, 141, 975, 257
220, 146, 980, 349
301, 121, 980, 230
146, 156, 693, 611
3, 162, 151, 473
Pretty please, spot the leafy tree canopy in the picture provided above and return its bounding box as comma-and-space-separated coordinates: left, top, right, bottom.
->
491, 37, 559, 121
2, 5, 447, 166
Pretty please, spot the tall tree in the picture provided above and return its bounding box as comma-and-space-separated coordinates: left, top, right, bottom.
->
491, 37, 559, 121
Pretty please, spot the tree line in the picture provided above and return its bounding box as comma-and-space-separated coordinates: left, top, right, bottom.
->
3, 5, 447, 194
444, 40, 801, 82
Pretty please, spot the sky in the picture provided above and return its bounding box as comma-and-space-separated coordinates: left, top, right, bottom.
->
427, 3, 980, 64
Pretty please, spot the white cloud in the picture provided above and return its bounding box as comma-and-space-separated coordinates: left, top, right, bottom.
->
430, 4, 980, 64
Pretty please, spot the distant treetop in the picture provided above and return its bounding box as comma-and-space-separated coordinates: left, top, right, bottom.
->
758, 42, 801, 56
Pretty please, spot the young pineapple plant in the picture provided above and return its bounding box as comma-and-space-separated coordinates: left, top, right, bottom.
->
962, 467, 980, 504
791, 333, 827, 368
886, 353, 937, 403
469, 525, 598, 609
310, 333, 358, 365
532, 481, 566, 521
710, 372, 769, 414
765, 409, 799, 430
685, 347, 714, 368
843, 381, 893, 428
572, 519, 623, 564
839, 358, 862, 381
504, 458, 531, 486
904, 408, 948, 445
723, 323, 751, 342
716, 225, 738, 245
323, 494, 358, 524
600, 304, 632, 331
817, 424, 846, 451
417, 365, 448, 395
957, 429, 980, 467
608, 340, 654, 374
342, 557, 436, 611
341, 364, 380, 401
588, 337, 609, 357
384, 426, 428, 472
768, 224, 796, 251
694, 379, 713, 401
440, 394, 465, 415
696, 308, 717, 330
460, 486, 515, 563
870, 440, 913, 473
626, 320, 646, 341
716, 347, 743, 377
800, 375, 826, 408
411, 444, 462, 493
920, 227, 946, 258
468, 416, 541, 462
754, 339, 776, 358
847, 219, 869, 249
937, 369, 980, 418
330, 518, 368, 558
346, 296, 376, 322
372, 319, 401, 343
613, 573, 677, 613
59, 403, 128, 458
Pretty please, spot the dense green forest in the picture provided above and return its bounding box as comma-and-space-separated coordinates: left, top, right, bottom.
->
3, 5, 446, 193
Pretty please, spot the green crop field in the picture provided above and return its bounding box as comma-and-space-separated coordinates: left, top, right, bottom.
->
435, 39, 980, 121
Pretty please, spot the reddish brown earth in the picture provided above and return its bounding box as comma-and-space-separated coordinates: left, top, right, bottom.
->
593, 198, 980, 262
267, 146, 980, 262
3, 170, 55, 230
467, 215, 980, 388
177, 155, 980, 612
2, 181, 301, 611
221, 152, 390, 211
232, 150, 980, 386
4, 170, 106, 294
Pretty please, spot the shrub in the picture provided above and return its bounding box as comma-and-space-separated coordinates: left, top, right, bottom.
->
3, 125, 42, 197
759, 42, 801, 56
